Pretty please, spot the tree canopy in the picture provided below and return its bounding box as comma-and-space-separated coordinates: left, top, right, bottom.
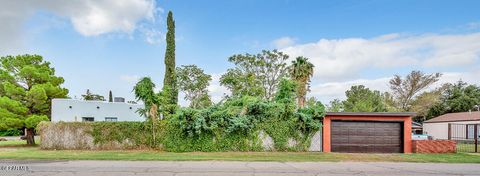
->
289, 56, 314, 108
0, 54, 68, 144
389, 70, 441, 111
342, 85, 386, 112
220, 50, 289, 100
176, 65, 212, 108
426, 81, 480, 119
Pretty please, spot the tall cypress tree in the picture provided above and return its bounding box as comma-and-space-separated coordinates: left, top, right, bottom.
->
108, 90, 113, 102
162, 11, 178, 115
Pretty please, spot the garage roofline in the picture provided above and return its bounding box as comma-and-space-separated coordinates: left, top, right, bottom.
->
326, 112, 416, 117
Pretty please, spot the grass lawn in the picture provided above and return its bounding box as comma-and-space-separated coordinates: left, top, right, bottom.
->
0, 140, 27, 147
0, 137, 40, 147
0, 147, 480, 163
456, 143, 479, 153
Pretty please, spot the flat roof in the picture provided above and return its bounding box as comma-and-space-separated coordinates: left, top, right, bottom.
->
326, 112, 416, 117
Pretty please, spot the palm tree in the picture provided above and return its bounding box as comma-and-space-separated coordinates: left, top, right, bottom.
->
289, 56, 314, 108
133, 77, 160, 146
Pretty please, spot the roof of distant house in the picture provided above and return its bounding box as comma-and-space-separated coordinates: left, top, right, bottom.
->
424, 111, 480, 123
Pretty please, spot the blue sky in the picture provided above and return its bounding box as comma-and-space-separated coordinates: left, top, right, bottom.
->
1, 0, 480, 105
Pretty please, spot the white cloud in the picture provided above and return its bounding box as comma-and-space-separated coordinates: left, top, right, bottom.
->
0, 0, 160, 55
309, 77, 391, 104
277, 32, 480, 103
272, 36, 296, 49
281, 33, 480, 82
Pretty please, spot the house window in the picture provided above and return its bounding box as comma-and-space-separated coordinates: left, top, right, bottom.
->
82, 117, 94, 122
105, 117, 118, 122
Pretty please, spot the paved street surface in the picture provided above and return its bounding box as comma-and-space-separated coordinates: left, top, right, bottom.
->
1, 160, 480, 176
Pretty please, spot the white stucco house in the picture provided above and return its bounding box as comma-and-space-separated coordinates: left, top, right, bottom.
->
423, 111, 480, 139
51, 98, 145, 122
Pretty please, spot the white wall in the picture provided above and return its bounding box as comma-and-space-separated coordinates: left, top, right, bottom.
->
423, 120, 480, 140
51, 99, 145, 122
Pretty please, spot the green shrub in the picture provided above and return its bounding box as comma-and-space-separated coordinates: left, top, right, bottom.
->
25, 115, 49, 129
162, 93, 325, 152
88, 121, 163, 149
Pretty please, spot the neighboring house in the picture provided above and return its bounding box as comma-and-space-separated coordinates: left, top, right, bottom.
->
51, 98, 144, 122
412, 121, 423, 134
423, 111, 480, 140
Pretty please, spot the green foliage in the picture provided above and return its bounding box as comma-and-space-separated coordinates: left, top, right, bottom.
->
133, 77, 162, 119
108, 90, 113, 102
426, 81, 480, 119
275, 78, 297, 104
0, 54, 69, 144
220, 50, 289, 100
81, 89, 105, 101
327, 99, 344, 112
176, 65, 212, 108
163, 11, 178, 115
162, 90, 325, 152
0, 128, 21, 136
89, 122, 163, 148
0, 54, 68, 119
220, 68, 265, 98
389, 70, 441, 111
25, 115, 49, 129
343, 85, 386, 112
289, 56, 314, 107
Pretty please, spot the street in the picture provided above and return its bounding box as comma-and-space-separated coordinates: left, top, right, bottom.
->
1, 160, 480, 176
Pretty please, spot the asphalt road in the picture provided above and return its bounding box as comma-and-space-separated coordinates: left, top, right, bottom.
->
1, 160, 480, 176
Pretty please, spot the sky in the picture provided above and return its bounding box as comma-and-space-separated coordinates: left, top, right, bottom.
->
1, 0, 480, 105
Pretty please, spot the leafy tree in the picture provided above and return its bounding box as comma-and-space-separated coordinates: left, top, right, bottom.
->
343, 85, 386, 112
389, 70, 441, 111
289, 56, 314, 107
305, 97, 318, 107
220, 68, 264, 98
162, 11, 178, 116
327, 99, 344, 112
108, 90, 113, 102
221, 50, 289, 100
176, 65, 212, 108
133, 77, 161, 145
427, 81, 480, 120
81, 89, 105, 101
382, 92, 400, 112
0, 54, 68, 145
275, 78, 297, 105
0, 96, 28, 130
408, 86, 445, 121
24, 114, 49, 144
133, 77, 160, 119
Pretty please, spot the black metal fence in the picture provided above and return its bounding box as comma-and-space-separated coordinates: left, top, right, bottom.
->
448, 123, 479, 153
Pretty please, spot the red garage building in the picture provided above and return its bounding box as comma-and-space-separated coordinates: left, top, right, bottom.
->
323, 112, 415, 153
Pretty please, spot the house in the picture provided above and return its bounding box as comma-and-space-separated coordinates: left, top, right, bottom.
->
323, 112, 415, 153
412, 121, 423, 134
423, 111, 480, 140
51, 98, 144, 122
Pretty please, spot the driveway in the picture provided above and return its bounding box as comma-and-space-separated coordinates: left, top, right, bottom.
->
1, 160, 479, 176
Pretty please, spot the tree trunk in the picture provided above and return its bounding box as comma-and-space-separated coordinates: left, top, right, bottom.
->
26, 128, 35, 145
298, 96, 305, 108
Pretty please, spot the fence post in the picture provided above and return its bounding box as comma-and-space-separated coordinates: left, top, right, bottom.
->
448, 123, 451, 140
475, 124, 478, 153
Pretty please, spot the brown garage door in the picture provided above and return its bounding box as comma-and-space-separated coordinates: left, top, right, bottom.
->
331, 121, 403, 153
